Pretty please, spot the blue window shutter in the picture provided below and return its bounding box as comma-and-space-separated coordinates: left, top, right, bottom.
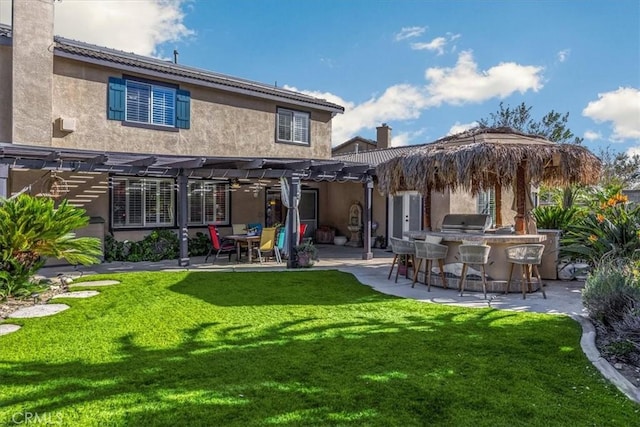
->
108, 77, 126, 121
176, 89, 191, 129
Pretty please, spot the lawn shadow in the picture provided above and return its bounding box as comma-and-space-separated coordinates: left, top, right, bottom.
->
2, 306, 631, 426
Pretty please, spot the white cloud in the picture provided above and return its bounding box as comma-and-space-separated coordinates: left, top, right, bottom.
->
0, 0, 194, 57
290, 51, 544, 145
1, 1, 193, 56
448, 121, 478, 136
411, 37, 447, 55
583, 130, 602, 141
424, 50, 544, 106
582, 87, 640, 140
557, 49, 570, 62
391, 129, 426, 147
395, 26, 426, 41
627, 145, 640, 157
286, 84, 429, 145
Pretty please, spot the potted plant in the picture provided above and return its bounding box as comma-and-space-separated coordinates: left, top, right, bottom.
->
398, 254, 409, 275
294, 241, 319, 268
375, 235, 387, 249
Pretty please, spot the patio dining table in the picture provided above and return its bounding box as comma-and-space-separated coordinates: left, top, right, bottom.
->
226, 234, 261, 263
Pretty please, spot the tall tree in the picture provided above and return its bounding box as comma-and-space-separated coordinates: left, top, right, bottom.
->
478, 102, 583, 144
598, 147, 640, 190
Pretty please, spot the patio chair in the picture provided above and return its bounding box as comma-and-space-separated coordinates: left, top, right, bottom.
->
246, 223, 263, 236
458, 244, 491, 298
205, 224, 237, 264
253, 227, 281, 263
505, 244, 546, 299
232, 223, 247, 235
388, 237, 415, 283
412, 240, 449, 291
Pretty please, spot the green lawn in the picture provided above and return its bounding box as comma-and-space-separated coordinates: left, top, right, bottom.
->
0, 271, 637, 426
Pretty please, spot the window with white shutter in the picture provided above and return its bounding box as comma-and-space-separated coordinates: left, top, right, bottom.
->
111, 177, 174, 228
277, 108, 310, 145
187, 180, 229, 226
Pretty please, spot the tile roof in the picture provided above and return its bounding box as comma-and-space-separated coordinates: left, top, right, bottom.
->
333, 145, 423, 166
53, 36, 344, 113
0, 23, 343, 113
331, 136, 377, 153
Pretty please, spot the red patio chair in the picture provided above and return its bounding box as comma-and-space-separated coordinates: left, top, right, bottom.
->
205, 224, 236, 264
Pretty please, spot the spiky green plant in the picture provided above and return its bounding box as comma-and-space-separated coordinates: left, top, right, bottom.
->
531, 205, 581, 231
560, 192, 640, 264
0, 194, 102, 297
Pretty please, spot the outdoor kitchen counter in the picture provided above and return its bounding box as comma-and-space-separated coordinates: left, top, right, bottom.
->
404, 231, 547, 282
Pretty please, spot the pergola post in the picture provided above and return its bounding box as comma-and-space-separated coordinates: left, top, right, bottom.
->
0, 164, 8, 198
362, 178, 373, 260
177, 173, 190, 267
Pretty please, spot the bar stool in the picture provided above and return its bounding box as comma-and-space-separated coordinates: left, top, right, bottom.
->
458, 244, 491, 298
505, 244, 546, 299
412, 240, 449, 291
388, 237, 416, 283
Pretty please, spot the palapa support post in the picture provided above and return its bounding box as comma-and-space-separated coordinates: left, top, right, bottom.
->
423, 187, 432, 231
514, 162, 527, 235
494, 183, 502, 227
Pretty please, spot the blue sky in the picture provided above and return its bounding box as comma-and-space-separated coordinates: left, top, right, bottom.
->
1, 0, 639, 156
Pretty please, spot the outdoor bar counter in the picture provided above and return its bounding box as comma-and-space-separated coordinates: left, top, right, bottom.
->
404, 230, 547, 285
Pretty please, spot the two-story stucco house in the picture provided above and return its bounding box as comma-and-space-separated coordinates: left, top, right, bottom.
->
0, 0, 377, 266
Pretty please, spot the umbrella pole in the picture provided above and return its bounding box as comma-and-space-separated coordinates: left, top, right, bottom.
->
514, 162, 527, 234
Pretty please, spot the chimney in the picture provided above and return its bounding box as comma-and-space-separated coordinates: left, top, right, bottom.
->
11, 0, 55, 146
376, 123, 391, 149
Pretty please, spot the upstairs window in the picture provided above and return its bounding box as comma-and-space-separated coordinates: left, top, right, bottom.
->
108, 77, 190, 129
277, 108, 310, 145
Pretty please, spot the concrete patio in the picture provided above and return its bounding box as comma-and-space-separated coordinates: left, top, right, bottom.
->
39, 244, 587, 316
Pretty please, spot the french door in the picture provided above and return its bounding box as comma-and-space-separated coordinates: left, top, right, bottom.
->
388, 191, 422, 239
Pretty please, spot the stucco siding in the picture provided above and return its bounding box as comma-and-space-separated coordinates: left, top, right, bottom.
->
0, 46, 11, 142
51, 58, 333, 158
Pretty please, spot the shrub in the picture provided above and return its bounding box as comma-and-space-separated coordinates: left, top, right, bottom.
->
561, 192, 640, 265
531, 205, 580, 231
583, 258, 640, 364
188, 232, 211, 257
0, 195, 101, 299
104, 230, 179, 262
583, 259, 640, 327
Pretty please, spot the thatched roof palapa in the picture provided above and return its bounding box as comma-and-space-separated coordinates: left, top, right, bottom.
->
376, 127, 602, 197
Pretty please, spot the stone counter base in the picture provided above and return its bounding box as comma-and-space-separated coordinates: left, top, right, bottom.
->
414, 271, 542, 294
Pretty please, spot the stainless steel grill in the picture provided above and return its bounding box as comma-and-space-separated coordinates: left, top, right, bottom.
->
441, 214, 492, 234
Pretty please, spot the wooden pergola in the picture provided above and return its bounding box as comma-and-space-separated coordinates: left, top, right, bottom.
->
0, 142, 377, 267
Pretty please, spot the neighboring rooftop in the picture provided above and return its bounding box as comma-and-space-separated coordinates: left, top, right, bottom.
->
334, 145, 422, 166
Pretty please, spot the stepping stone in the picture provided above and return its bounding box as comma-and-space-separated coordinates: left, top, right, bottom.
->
0, 324, 21, 336
9, 304, 70, 318
51, 291, 99, 299
69, 280, 120, 287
